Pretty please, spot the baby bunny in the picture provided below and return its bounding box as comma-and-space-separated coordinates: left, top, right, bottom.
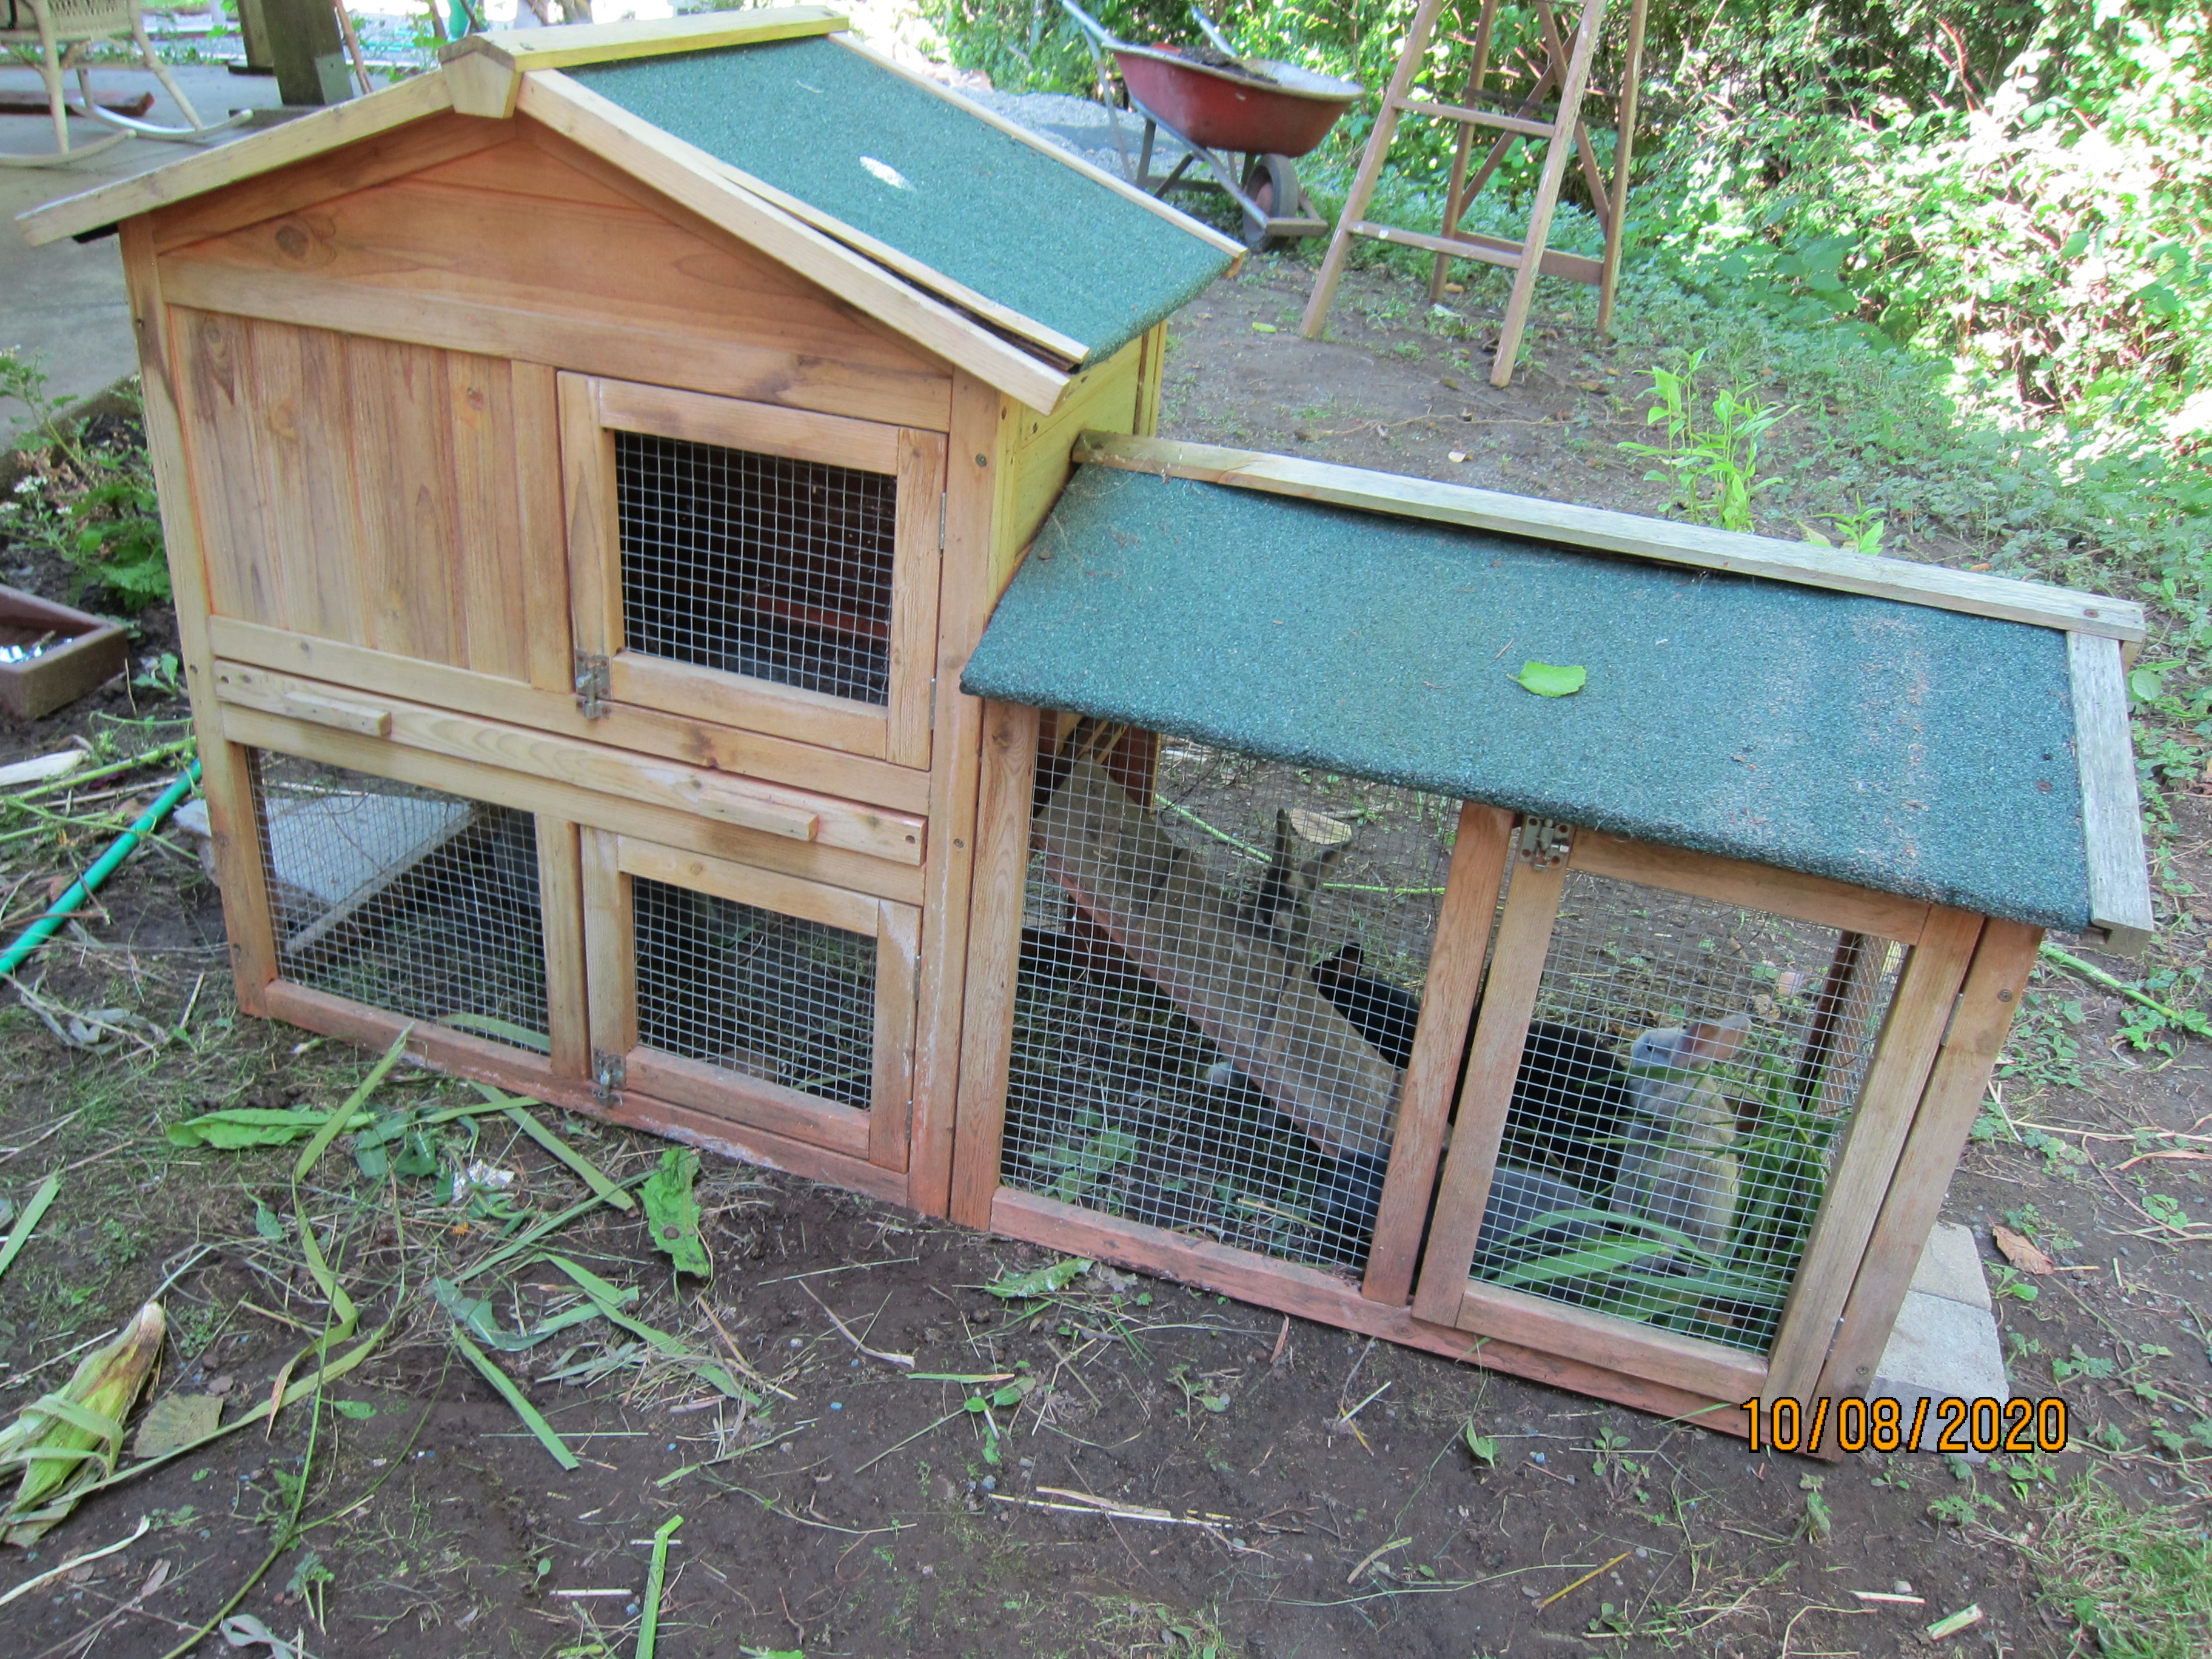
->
1609, 1013, 1754, 1262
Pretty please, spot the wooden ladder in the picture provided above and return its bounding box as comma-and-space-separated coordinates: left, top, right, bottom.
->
1298, 0, 1647, 388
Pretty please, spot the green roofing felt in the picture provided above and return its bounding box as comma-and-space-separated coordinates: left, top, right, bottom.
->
571, 37, 1235, 364
964, 467, 2095, 930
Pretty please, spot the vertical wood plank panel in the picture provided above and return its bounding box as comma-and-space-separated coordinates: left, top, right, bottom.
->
1763, 905, 1985, 1401
349, 337, 460, 665
1814, 917, 2039, 1400
948, 698, 1042, 1229
124, 245, 280, 1010
904, 372, 1005, 1217
1133, 319, 1167, 438
511, 360, 574, 694
886, 427, 946, 770
580, 825, 635, 1070
559, 371, 615, 668
536, 814, 589, 1079
246, 317, 369, 646
449, 352, 531, 683
174, 307, 281, 625
1411, 849, 1572, 1327
1361, 802, 1514, 1307
870, 898, 922, 1171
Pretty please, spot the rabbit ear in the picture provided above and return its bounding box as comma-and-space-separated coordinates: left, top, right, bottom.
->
1679, 1013, 1752, 1067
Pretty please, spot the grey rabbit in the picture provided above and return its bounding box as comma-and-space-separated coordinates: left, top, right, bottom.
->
1608, 1013, 1754, 1262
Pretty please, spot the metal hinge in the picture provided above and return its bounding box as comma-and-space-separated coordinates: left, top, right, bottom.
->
1515, 817, 1572, 868
592, 1049, 626, 1104
574, 651, 611, 719
938, 492, 947, 551
928, 675, 937, 734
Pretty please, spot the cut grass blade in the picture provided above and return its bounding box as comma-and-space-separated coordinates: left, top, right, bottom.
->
0, 1170, 59, 1285
542, 1255, 757, 1404
450, 1326, 577, 1471
638, 1512, 682, 1659
480, 1087, 634, 1211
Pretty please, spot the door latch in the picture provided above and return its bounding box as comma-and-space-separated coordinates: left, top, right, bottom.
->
574, 652, 611, 720
1515, 817, 1573, 868
592, 1049, 625, 1104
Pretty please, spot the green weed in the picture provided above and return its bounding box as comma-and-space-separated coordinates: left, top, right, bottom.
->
2022, 1478, 2212, 1659
1617, 349, 1788, 531
0, 352, 169, 612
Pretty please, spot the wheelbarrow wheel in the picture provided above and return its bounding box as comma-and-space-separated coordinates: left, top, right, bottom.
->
1239, 153, 1299, 252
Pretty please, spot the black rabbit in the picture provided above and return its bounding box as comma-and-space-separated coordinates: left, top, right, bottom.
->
1305, 945, 1631, 1262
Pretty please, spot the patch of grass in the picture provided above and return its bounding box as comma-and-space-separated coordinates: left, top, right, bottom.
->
2023, 1478, 2212, 1659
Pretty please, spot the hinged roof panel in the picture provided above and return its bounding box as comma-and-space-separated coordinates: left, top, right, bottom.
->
570, 34, 1239, 367
965, 460, 2151, 939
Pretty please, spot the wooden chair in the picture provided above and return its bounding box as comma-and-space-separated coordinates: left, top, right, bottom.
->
0, 0, 246, 167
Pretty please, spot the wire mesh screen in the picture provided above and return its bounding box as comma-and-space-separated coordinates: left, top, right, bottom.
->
614, 430, 896, 707
1471, 866, 1905, 1355
1002, 721, 1460, 1273
632, 877, 877, 1111
251, 752, 550, 1055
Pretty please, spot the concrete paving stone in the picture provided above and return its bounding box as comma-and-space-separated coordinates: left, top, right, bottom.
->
1910, 1219, 1995, 1311
1875, 1287, 2011, 1409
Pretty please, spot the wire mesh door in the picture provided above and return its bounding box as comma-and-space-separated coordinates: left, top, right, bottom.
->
999, 718, 1462, 1274
249, 751, 560, 1062
560, 375, 945, 768
1415, 823, 1930, 1366
581, 832, 919, 1169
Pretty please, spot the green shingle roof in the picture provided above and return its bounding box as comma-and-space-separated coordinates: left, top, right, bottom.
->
963, 466, 2094, 929
573, 36, 1236, 365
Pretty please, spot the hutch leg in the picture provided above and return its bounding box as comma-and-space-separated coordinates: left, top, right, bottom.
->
948, 698, 1041, 1230
1814, 918, 2042, 1401
119, 220, 282, 1013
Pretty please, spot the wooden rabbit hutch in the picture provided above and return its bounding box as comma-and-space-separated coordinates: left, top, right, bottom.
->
24, 13, 2151, 1441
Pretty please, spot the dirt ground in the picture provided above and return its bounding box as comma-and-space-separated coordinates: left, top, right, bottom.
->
0, 253, 2205, 1659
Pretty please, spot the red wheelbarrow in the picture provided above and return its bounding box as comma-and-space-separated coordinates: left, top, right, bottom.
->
1059, 0, 1362, 251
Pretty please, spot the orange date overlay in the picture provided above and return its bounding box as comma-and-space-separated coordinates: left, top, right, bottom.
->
1738, 1396, 2067, 1455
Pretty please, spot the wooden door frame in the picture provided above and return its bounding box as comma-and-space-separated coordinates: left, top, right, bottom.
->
1410, 822, 1979, 1409
559, 372, 946, 767
581, 828, 921, 1170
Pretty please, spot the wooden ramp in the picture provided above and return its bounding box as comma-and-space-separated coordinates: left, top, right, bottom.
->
1032, 754, 1403, 1162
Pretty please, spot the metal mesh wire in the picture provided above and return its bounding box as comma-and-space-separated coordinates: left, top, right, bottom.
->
614, 430, 896, 707
632, 877, 877, 1111
1003, 724, 1457, 1273
1472, 866, 1904, 1355
251, 752, 549, 1054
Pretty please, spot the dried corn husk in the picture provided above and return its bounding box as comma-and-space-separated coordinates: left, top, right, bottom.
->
0, 1301, 164, 1545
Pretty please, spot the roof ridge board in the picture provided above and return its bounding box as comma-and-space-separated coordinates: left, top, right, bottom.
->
18, 70, 454, 247
827, 32, 1248, 266
446, 7, 848, 73
515, 68, 1073, 412
1071, 432, 2146, 643
694, 149, 1090, 367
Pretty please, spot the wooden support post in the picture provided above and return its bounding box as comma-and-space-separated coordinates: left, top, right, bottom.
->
1814, 919, 2040, 1401
948, 699, 1042, 1230
1762, 906, 1984, 1401
262, 0, 353, 107
119, 221, 283, 1017
536, 815, 589, 1079
1361, 802, 1513, 1307
1409, 843, 1572, 1326
903, 370, 1002, 1218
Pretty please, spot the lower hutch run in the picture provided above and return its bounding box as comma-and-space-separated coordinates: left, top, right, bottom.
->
26, 14, 2152, 1441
